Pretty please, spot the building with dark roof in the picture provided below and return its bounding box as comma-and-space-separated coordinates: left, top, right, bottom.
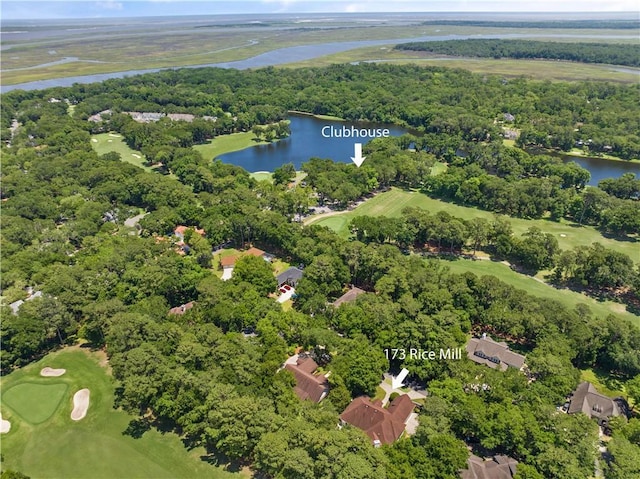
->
332, 286, 365, 307
284, 356, 329, 403
340, 394, 415, 446
459, 455, 518, 479
567, 382, 628, 428
466, 334, 526, 371
277, 267, 304, 287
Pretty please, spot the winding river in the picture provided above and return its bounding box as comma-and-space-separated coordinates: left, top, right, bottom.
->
2, 33, 637, 93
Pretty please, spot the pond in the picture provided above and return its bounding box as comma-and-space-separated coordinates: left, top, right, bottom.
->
556, 154, 640, 186
218, 115, 640, 185
218, 114, 410, 171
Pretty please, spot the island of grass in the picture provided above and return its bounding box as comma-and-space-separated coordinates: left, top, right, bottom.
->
288, 110, 346, 121
0, 349, 236, 479
194, 129, 284, 161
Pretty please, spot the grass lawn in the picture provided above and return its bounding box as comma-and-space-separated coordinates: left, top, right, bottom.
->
373, 386, 386, 402
0, 348, 235, 479
566, 148, 640, 163
307, 188, 640, 260
430, 161, 448, 176
194, 132, 275, 161
91, 133, 152, 172
580, 368, 628, 401
271, 258, 291, 276
212, 248, 241, 278
440, 258, 638, 326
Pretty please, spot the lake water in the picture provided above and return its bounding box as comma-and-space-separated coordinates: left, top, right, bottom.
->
217, 115, 409, 171
219, 115, 640, 184
556, 154, 640, 185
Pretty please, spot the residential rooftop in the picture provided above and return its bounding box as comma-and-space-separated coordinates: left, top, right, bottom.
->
466, 334, 525, 371
284, 356, 329, 403
459, 455, 518, 479
567, 381, 626, 424
277, 266, 304, 287
332, 286, 365, 307
340, 394, 414, 446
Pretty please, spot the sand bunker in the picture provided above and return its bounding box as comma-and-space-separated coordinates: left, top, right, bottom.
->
108, 133, 121, 138
70, 389, 90, 421
91, 138, 98, 143
107, 139, 112, 142
40, 367, 66, 377
131, 153, 141, 158
0, 413, 10, 434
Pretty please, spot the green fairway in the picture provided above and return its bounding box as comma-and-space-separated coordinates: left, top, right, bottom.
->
194, 131, 272, 161
90, 133, 152, 172
0, 349, 236, 479
2, 382, 69, 425
307, 188, 639, 260
439, 257, 638, 326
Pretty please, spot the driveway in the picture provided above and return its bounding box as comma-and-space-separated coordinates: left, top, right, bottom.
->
379, 374, 428, 405
221, 266, 233, 281
277, 287, 295, 303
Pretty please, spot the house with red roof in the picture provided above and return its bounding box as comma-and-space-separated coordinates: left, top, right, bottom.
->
284, 356, 329, 403
174, 225, 205, 241
340, 394, 415, 446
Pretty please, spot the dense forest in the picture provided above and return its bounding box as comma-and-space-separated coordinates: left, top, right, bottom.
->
396, 39, 640, 67
1, 63, 640, 479
3, 63, 638, 159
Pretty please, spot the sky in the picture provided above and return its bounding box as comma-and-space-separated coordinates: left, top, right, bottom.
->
2, 0, 638, 20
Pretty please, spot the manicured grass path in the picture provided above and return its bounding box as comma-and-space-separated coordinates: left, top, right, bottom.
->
307, 188, 640, 260
0, 348, 236, 479
440, 258, 638, 326
308, 188, 638, 325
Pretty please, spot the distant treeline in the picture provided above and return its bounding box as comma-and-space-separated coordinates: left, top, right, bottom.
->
421, 20, 640, 29
396, 39, 640, 67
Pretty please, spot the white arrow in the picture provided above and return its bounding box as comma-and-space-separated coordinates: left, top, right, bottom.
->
391, 368, 409, 390
351, 143, 366, 167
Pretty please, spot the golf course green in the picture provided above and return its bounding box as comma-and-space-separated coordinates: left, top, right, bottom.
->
0, 348, 236, 479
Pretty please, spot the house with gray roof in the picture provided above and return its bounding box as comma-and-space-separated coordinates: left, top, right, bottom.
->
567, 382, 628, 429
332, 286, 365, 307
460, 455, 518, 479
277, 267, 304, 287
8, 289, 42, 315
466, 334, 525, 371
